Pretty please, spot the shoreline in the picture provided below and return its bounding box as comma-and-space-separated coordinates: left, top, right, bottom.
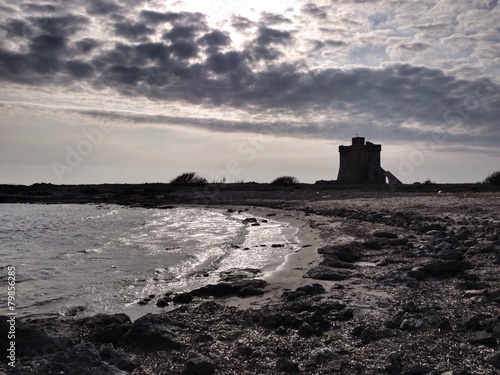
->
2, 189, 500, 374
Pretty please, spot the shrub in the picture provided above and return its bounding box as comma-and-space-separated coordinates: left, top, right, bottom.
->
271, 176, 299, 185
170, 172, 207, 185
484, 171, 500, 185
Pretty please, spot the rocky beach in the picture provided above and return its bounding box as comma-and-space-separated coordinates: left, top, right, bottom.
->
1, 183, 500, 374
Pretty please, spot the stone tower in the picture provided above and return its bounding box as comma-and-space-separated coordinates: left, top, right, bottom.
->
337, 137, 386, 184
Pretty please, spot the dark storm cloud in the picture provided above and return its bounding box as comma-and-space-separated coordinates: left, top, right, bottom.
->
114, 21, 154, 40
139, 10, 181, 24
30, 14, 89, 35
198, 30, 231, 47
65, 60, 95, 79
86, 0, 121, 15
207, 51, 243, 74
163, 25, 202, 41
256, 26, 293, 46
1, 0, 499, 149
2, 19, 33, 38
20, 3, 57, 13
73, 38, 100, 54
169, 41, 198, 59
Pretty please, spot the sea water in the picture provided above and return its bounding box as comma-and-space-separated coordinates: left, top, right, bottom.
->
0, 204, 299, 320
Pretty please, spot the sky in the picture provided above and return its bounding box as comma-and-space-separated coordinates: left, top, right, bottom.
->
0, 0, 499, 185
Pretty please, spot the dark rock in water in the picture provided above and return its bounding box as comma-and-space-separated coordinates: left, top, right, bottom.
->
238, 286, 265, 297
183, 354, 215, 375
37, 342, 126, 375
0, 316, 72, 358
121, 313, 185, 351
190, 282, 239, 297
486, 352, 500, 369
76, 313, 132, 344
276, 357, 300, 373
156, 296, 172, 307
100, 343, 137, 372
173, 293, 194, 304
190, 279, 267, 298
468, 330, 497, 347
304, 265, 358, 280
271, 243, 285, 247
372, 230, 398, 239
242, 217, 258, 224
420, 260, 472, 277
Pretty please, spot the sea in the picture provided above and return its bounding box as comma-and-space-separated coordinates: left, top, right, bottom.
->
0, 204, 299, 320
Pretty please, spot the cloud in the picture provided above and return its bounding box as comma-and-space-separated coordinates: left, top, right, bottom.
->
1, 0, 499, 152
256, 26, 293, 46
86, 0, 121, 15
114, 21, 155, 40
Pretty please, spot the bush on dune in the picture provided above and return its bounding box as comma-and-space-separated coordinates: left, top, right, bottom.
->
271, 176, 299, 185
484, 171, 500, 185
170, 172, 207, 185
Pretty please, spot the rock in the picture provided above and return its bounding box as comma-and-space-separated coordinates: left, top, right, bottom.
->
385, 351, 403, 374
156, 296, 172, 307
296, 283, 326, 295
464, 289, 488, 298
39, 342, 127, 375
373, 230, 398, 239
100, 343, 137, 372
298, 322, 315, 337
191, 282, 238, 297
486, 352, 500, 369
468, 331, 497, 347
318, 245, 361, 262
406, 363, 434, 374
470, 296, 489, 304
183, 354, 216, 375
304, 265, 358, 280
190, 280, 267, 298
276, 358, 300, 373
488, 288, 500, 303
420, 260, 471, 277
306, 348, 338, 367
121, 313, 185, 351
437, 249, 464, 261
76, 313, 132, 344
0, 316, 72, 358
238, 286, 265, 297
242, 217, 258, 224
407, 268, 426, 280
173, 293, 194, 304
360, 326, 378, 342
364, 240, 383, 250
237, 344, 253, 356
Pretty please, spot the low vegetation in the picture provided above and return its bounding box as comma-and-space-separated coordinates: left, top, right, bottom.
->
484, 171, 500, 185
271, 176, 299, 185
170, 172, 207, 185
